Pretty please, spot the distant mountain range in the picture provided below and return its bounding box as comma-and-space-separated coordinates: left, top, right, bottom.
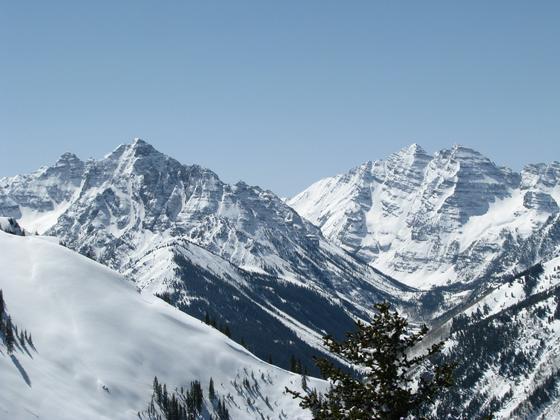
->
0, 139, 416, 373
2, 139, 560, 418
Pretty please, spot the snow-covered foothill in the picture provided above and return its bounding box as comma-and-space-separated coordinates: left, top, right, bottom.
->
0, 231, 318, 419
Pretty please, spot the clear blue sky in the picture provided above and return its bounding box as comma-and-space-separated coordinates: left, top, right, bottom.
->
1, 1, 559, 196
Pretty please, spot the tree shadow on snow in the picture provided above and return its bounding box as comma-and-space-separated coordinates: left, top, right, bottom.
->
11, 354, 31, 387
23, 345, 34, 359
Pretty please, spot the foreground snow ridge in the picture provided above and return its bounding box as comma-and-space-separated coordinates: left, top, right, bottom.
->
0, 231, 315, 419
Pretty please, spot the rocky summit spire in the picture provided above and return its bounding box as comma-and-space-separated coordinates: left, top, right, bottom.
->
55, 152, 82, 166
106, 138, 159, 161
402, 143, 428, 157
386, 143, 431, 178
130, 137, 153, 151
390, 143, 431, 168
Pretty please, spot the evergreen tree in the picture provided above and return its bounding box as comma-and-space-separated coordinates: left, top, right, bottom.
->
193, 380, 203, 411
0, 293, 4, 334
223, 325, 231, 338
301, 374, 308, 391
289, 354, 304, 374
0, 289, 4, 322
215, 397, 230, 420
5, 317, 15, 354
287, 302, 454, 420
163, 384, 168, 406
153, 376, 161, 403
209, 377, 216, 401
290, 354, 296, 372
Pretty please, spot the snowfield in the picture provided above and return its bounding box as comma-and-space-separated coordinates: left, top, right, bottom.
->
0, 231, 317, 419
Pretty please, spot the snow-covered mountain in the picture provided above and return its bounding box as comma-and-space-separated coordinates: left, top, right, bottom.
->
0, 226, 316, 419
4, 141, 560, 418
418, 257, 560, 419
289, 144, 560, 289
0, 139, 416, 372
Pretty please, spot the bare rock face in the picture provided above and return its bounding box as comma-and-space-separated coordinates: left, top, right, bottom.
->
523, 191, 559, 213
521, 161, 560, 190
289, 145, 560, 288
0, 152, 84, 219
0, 217, 25, 236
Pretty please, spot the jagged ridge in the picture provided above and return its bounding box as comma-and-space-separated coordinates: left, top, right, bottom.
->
0, 139, 417, 372
289, 144, 560, 289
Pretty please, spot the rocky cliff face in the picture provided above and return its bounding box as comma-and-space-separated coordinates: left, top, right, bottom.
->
0, 152, 84, 218
289, 144, 560, 288
0, 217, 25, 236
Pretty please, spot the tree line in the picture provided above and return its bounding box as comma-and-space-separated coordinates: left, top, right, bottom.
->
0, 290, 34, 355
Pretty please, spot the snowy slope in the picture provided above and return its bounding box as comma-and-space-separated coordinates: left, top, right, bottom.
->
289, 144, 560, 289
0, 230, 317, 419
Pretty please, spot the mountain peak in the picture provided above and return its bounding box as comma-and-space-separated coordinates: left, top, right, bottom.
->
388, 144, 431, 171
128, 137, 158, 155
107, 138, 162, 162
449, 144, 485, 159
393, 143, 430, 161
57, 151, 80, 161
404, 143, 427, 155
55, 152, 82, 166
